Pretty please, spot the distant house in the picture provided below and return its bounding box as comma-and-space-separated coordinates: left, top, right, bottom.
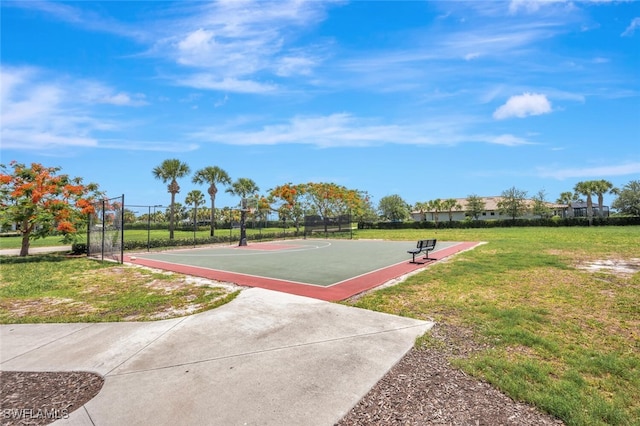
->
411, 197, 569, 222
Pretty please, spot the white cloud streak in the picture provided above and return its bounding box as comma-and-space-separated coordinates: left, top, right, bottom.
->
0, 66, 151, 152
151, 0, 335, 93
188, 113, 534, 148
622, 17, 640, 37
493, 93, 552, 119
176, 74, 277, 94
6, 1, 149, 41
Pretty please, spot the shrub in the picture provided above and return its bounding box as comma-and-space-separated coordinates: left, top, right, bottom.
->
71, 243, 87, 255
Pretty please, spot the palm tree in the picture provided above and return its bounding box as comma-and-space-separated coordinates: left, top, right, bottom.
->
226, 178, 260, 246
574, 180, 597, 225
442, 198, 462, 222
413, 201, 429, 221
556, 191, 579, 205
192, 166, 231, 236
152, 159, 191, 240
185, 189, 205, 232
592, 179, 615, 218
427, 198, 443, 226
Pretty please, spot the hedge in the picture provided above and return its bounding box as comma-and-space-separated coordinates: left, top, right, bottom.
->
359, 216, 640, 230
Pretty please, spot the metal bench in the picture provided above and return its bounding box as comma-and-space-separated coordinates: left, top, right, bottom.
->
407, 239, 437, 263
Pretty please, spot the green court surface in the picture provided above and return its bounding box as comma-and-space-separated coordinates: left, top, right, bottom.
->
135, 239, 458, 287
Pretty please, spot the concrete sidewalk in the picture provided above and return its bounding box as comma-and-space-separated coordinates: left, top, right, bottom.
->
0, 246, 71, 256
0, 288, 433, 426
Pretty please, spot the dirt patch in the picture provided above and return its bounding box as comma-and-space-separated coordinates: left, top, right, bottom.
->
1, 264, 241, 322
576, 258, 640, 276
3, 298, 99, 318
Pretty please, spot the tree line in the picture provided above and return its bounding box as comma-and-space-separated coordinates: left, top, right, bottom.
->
1, 158, 639, 256
150, 158, 379, 245
376, 180, 640, 225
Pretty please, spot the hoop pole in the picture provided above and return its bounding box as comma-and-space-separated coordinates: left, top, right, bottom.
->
101, 199, 105, 262
120, 194, 125, 263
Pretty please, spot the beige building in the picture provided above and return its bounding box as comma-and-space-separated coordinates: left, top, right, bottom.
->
410, 197, 568, 222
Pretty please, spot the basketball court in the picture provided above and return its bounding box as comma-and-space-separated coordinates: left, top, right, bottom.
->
126, 239, 479, 301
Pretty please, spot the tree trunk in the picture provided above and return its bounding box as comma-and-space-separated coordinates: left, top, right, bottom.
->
169, 191, 176, 240
168, 180, 180, 240
18, 218, 31, 256
239, 210, 247, 246
587, 195, 593, 225
209, 185, 217, 237
598, 194, 604, 218
19, 233, 30, 257
210, 197, 216, 237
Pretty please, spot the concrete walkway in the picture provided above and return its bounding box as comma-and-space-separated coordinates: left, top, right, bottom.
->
0, 246, 71, 256
1, 288, 433, 426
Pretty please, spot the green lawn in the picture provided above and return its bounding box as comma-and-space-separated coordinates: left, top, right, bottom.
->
348, 226, 640, 426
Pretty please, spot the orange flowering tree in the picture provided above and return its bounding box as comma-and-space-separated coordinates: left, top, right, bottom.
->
299, 182, 345, 219
269, 183, 306, 232
0, 161, 102, 256
270, 182, 375, 227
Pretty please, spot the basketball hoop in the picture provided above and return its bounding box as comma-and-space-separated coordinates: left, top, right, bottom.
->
241, 197, 258, 213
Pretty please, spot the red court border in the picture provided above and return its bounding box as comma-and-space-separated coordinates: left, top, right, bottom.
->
125, 242, 481, 302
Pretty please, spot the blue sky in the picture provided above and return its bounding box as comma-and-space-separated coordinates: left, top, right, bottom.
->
2, 0, 639, 213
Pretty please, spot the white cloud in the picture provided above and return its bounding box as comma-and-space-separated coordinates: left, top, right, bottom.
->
187, 113, 535, 148
622, 17, 640, 37
493, 92, 552, 119
274, 54, 317, 77
214, 94, 229, 108
149, 0, 334, 91
189, 113, 402, 147
79, 82, 148, 106
508, 0, 568, 14
13, 1, 336, 93
98, 139, 199, 152
484, 134, 533, 146
0, 66, 146, 152
176, 74, 277, 94
176, 29, 218, 67
537, 162, 640, 179
7, 1, 148, 41
1, 129, 97, 150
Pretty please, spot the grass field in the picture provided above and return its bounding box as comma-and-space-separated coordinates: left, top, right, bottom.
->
349, 227, 640, 426
1, 226, 638, 424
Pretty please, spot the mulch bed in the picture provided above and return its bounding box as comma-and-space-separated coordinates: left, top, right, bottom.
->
337, 323, 564, 426
0, 371, 103, 426
0, 324, 563, 426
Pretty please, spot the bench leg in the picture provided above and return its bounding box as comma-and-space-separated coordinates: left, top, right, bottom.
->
424, 248, 436, 261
